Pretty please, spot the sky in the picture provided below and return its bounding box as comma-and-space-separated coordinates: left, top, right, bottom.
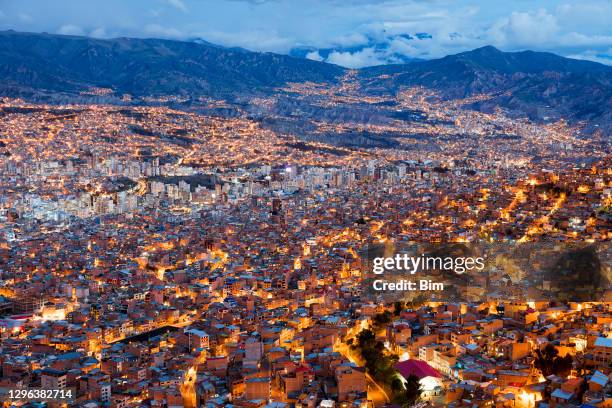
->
1, 0, 611, 68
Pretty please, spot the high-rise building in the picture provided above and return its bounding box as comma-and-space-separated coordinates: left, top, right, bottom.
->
13, 293, 44, 314
271, 198, 282, 215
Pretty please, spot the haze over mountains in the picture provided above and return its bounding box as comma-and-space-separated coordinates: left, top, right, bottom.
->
0, 30, 611, 133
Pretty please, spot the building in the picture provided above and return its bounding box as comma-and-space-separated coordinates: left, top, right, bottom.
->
335, 364, 366, 402
185, 328, 210, 351
13, 296, 45, 314
395, 359, 443, 399
41, 368, 67, 389
244, 376, 271, 400
592, 337, 612, 367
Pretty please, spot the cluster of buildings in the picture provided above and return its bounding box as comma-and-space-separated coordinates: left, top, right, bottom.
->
0, 85, 608, 408
383, 300, 612, 407
1, 150, 609, 244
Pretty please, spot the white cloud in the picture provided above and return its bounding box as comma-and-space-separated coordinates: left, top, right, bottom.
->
331, 32, 370, 47
566, 48, 612, 65
1, 0, 612, 67
305, 50, 323, 61
57, 24, 84, 36
326, 48, 388, 68
90, 27, 107, 38
558, 32, 612, 48
195, 29, 294, 52
555, 2, 612, 33
488, 9, 559, 47
387, 37, 419, 57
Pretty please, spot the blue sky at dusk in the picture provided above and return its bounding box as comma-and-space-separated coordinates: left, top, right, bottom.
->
1, 0, 611, 67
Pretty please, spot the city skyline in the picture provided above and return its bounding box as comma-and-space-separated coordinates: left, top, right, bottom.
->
0, 2, 609, 407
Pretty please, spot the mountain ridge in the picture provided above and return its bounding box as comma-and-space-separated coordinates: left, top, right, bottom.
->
358, 45, 612, 132
0, 30, 345, 99
0, 31, 610, 133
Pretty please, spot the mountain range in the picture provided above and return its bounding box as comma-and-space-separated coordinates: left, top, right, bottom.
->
0, 30, 611, 133
0, 30, 342, 98
360, 46, 612, 132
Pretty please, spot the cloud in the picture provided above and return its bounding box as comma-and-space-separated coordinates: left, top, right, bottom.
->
326, 48, 388, 68
195, 29, 294, 52
488, 9, 559, 47
166, 0, 188, 12
387, 37, 420, 56
555, 2, 612, 33
557, 32, 612, 48
90, 27, 108, 38
567, 48, 612, 65
0, 0, 611, 67
331, 32, 370, 47
305, 50, 323, 61
57, 24, 84, 36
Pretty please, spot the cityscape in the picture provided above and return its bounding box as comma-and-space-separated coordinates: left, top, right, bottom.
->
0, 1, 611, 408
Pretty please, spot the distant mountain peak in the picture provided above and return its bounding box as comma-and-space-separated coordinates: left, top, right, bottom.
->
470, 45, 503, 54
359, 46, 612, 133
